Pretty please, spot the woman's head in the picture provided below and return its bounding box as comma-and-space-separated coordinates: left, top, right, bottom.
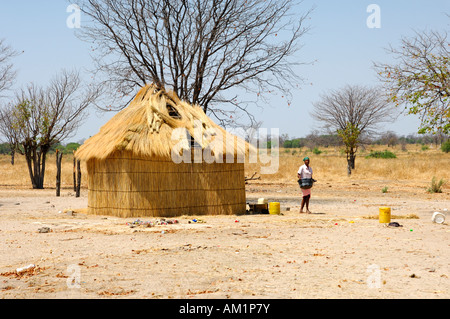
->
303, 156, 310, 165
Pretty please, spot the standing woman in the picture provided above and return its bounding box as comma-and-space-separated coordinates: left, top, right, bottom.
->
297, 157, 314, 213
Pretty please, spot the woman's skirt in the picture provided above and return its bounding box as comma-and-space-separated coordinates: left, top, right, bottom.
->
301, 188, 311, 197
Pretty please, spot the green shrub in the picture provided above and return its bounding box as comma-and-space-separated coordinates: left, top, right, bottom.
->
283, 140, 292, 148
365, 150, 397, 159
421, 144, 429, 151
64, 142, 81, 154
290, 139, 303, 148
427, 176, 446, 193
381, 186, 388, 193
312, 147, 322, 155
442, 140, 450, 153
0, 143, 12, 155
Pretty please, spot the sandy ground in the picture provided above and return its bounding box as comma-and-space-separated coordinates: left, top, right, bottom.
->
0, 180, 449, 299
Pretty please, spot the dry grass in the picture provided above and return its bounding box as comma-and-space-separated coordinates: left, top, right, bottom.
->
0, 144, 449, 190
245, 144, 450, 184
0, 154, 88, 189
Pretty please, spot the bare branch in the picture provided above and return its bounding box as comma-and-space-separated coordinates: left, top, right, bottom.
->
0, 39, 19, 96
0, 69, 101, 189
374, 30, 450, 134
311, 85, 396, 135
311, 85, 396, 172
76, 0, 313, 125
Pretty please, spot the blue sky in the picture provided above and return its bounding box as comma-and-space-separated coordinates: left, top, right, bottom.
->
0, 0, 449, 143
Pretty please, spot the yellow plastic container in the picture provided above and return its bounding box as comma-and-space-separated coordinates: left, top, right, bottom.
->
379, 207, 391, 223
269, 202, 280, 215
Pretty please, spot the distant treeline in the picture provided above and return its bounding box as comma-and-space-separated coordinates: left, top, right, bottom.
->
274, 131, 449, 149
0, 131, 448, 155
0, 142, 81, 155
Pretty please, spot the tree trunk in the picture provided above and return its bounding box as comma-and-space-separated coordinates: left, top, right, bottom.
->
24, 147, 48, 189
24, 149, 37, 189
10, 148, 14, 166
346, 149, 356, 175
349, 154, 356, 170
39, 150, 47, 189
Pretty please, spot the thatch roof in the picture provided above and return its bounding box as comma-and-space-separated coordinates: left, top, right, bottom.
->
75, 84, 251, 162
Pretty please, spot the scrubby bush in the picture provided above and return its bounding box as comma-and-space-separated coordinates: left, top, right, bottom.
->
0, 143, 11, 155
312, 147, 322, 155
365, 150, 397, 159
64, 142, 81, 154
48, 142, 81, 154
427, 176, 446, 193
442, 140, 450, 153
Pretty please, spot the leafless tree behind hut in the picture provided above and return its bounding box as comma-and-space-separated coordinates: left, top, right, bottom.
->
77, 0, 313, 126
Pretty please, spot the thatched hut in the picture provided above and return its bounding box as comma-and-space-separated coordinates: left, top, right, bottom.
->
75, 84, 250, 218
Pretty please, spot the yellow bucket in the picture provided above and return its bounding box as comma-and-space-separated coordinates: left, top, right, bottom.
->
379, 207, 391, 223
269, 202, 280, 215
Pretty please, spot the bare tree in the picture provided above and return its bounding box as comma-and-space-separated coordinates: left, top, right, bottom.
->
379, 131, 399, 147
0, 39, 19, 163
0, 70, 101, 189
304, 130, 319, 150
311, 85, 395, 172
374, 30, 450, 134
77, 0, 313, 125
0, 104, 20, 164
0, 39, 18, 96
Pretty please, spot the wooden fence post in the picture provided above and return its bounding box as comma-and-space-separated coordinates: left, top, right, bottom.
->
56, 150, 63, 197
73, 151, 76, 192
76, 159, 81, 197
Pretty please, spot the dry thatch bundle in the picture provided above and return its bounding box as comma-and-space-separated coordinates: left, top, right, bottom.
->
76, 84, 250, 162
75, 84, 250, 217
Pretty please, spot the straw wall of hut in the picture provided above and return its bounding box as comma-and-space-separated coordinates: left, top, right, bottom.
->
86, 152, 245, 217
